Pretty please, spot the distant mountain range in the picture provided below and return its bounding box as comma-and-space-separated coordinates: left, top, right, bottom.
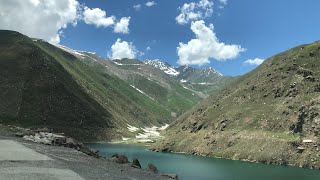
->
0, 30, 233, 141
55, 43, 236, 99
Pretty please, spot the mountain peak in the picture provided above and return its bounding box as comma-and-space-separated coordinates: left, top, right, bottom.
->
143, 59, 180, 76
205, 67, 223, 77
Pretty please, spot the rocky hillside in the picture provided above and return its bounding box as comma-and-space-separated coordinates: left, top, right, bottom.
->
175, 65, 237, 97
153, 41, 320, 169
175, 65, 222, 83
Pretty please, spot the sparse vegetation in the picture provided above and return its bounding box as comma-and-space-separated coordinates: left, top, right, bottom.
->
153, 41, 320, 169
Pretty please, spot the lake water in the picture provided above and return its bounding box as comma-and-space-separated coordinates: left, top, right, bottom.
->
86, 143, 320, 180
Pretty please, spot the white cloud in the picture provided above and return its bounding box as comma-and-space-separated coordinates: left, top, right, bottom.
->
30, 0, 40, 6
176, 0, 213, 25
114, 17, 130, 34
83, 7, 115, 27
110, 39, 138, 60
218, 0, 227, 9
219, 0, 228, 5
133, 4, 142, 11
177, 20, 245, 66
146, 46, 151, 51
244, 58, 264, 66
146, 1, 157, 7
0, 0, 79, 44
83, 6, 130, 34
0, 0, 131, 44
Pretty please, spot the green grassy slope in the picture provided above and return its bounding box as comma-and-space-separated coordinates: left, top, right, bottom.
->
0, 30, 176, 141
35, 41, 171, 126
0, 30, 115, 141
79, 57, 203, 118
153, 41, 320, 169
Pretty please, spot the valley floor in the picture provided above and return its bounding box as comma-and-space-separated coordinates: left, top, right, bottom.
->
0, 127, 169, 180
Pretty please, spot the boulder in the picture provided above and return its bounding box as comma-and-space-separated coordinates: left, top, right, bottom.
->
40, 138, 52, 145
220, 123, 227, 131
39, 132, 46, 138
79, 146, 100, 158
297, 146, 305, 153
117, 155, 129, 164
23, 135, 34, 141
131, 158, 141, 169
45, 132, 53, 139
15, 132, 24, 137
110, 154, 129, 164
52, 135, 67, 146
33, 127, 50, 133
34, 133, 41, 142
111, 153, 119, 158
161, 174, 179, 180
148, 163, 158, 174
65, 137, 78, 148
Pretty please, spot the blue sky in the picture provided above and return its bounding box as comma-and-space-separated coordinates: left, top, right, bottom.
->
1, 0, 320, 76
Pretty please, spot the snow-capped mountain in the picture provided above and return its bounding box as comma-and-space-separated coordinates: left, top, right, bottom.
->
144, 59, 180, 76
143, 59, 224, 85
175, 65, 223, 84
54, 44, 231, 98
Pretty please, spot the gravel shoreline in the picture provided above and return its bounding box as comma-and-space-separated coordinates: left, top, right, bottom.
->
0, 125, 172, 180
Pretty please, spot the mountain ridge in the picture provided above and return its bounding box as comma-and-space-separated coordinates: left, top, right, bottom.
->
0, 30, 238, 142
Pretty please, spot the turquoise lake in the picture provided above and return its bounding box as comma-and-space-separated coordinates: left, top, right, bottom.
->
86, 143, 320, 180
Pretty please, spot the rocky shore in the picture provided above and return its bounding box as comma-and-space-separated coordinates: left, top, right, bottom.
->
0, 124, 178, 180
151, 130, 320, 170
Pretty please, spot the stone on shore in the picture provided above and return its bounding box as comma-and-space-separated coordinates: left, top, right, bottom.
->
148, 163, 158, 174
110, 154, 129, 164
161, 174, 179, 180
131, 158, 142, 169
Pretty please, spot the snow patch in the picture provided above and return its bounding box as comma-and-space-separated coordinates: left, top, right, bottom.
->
79, 51, 96, 55
180, 79, 187, 83
136, 124, 169, 139
122, 137, 131, 141
113, 61, 141, 66
86, 56, 98, 62
198, 82, 210, 85
130, 85, 155, 101
158, 124, 169, 130
123, 124, 169, 142
127, 124, 139, 132
113, 61, 123, 66
182, 86, 189, 90
206, 67, 223, 77
55, 45, 86, 58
